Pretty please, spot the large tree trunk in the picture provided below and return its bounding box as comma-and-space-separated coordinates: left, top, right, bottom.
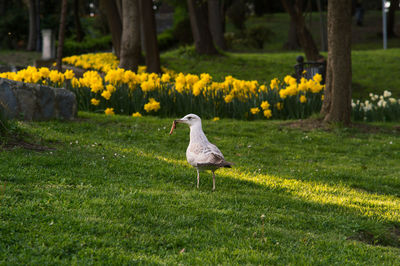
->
101, 0, 122, 59
74, 0, 85, 42
388, 0, 399, 38
321, 0, 352, 125
281, 0, 321, 61
187, 0, 218, 55
27, 0, 37, 51
119, 0, 141, 71
208, 0, 226, 50
56, 0, 68, 72
139, 0, 161, 74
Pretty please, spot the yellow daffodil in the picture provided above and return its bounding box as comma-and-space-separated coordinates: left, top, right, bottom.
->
105, 107, 115, 115
64, 69, 75, 80
144, 98, 161, 112
260, 100, 270, 110
250, 107, 260, 115
91, 98, 100, 106
263, 109, 272, 118
101, 90, 112, 100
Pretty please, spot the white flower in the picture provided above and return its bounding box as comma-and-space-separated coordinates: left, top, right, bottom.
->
377, 99, 387, 108
389, 98, 396, 104
363, 104, 372, 112
383, 90, 392, 98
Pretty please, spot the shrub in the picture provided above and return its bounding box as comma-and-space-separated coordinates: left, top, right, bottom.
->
172, 16, 193, 45
63, 35, 112, 56
0, 4, 28, 49
158, 30, 178, 51
246, 25, 274, 49
227, 0, 248, 31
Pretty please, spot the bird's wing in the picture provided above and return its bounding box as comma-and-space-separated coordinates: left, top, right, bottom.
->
188, 142, 228, 167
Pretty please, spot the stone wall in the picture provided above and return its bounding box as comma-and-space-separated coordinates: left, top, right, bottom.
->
0, 78, 77, 121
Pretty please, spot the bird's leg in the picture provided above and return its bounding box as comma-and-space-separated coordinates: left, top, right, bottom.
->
197, 169, 200, 189
212, 171, 215, 191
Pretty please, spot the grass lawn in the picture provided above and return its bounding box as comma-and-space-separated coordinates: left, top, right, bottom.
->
1, 112, 400, 264
161, 48, 400, 99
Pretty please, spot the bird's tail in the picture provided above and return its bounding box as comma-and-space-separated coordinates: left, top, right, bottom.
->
222, 161, 233, 168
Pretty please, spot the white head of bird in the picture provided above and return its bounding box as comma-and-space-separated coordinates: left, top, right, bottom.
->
174, 114, 201, 127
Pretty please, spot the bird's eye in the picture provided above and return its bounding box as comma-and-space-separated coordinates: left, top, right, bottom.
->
187, 116, 192, 120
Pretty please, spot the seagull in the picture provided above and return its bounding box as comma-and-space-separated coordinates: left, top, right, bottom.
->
170, 114, 233, 191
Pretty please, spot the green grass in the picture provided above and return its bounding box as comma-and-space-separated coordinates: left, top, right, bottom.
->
0, 50, 41, 66
162, 48, 400, 99
227, 11, 400, 52
1, 112, 400, 264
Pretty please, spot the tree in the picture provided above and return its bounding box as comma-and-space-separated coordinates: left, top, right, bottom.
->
27, 0, 37, 51
321, 0, 352, 125
281, 0, 322, 61
208, 0, 226, 50
100, 0, 122, 58
119, 0, 141, 71
56, 0, 68, 72
283, 17, 300, 50
187, 0, 218, 55
73, 0, 85, 42
139, 0, 161, 73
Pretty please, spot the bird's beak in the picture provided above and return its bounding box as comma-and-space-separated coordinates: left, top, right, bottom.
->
174, 119, 185, 124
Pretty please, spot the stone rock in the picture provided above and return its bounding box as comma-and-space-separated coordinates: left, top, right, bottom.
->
0, 78, 76, 121
0, 79, 18, 118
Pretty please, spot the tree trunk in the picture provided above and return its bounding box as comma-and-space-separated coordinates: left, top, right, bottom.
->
119, 0, 141, 72
139, 0, 161, 73
208, 0, 226, 50
281, 0, 321, 61
56, 0, 68, 72
388, 0, 399, 38
74, 0, 85, 42
27, 0, 37, 51
321, 0, 352, 125
35, 0, 41, 52
284, 16, 300, 49
101, 0, 122, 59
115, 0, 122, 21
187, 0, 218, 55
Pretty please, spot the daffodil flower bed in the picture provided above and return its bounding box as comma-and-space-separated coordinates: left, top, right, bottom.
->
2, 52, 398, 121
0, 63, 325, 120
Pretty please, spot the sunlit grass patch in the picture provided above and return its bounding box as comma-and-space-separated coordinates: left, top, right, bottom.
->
0, 113, 399, 264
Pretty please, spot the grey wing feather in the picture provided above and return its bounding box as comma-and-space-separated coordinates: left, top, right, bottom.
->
197, 144, 233, 168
